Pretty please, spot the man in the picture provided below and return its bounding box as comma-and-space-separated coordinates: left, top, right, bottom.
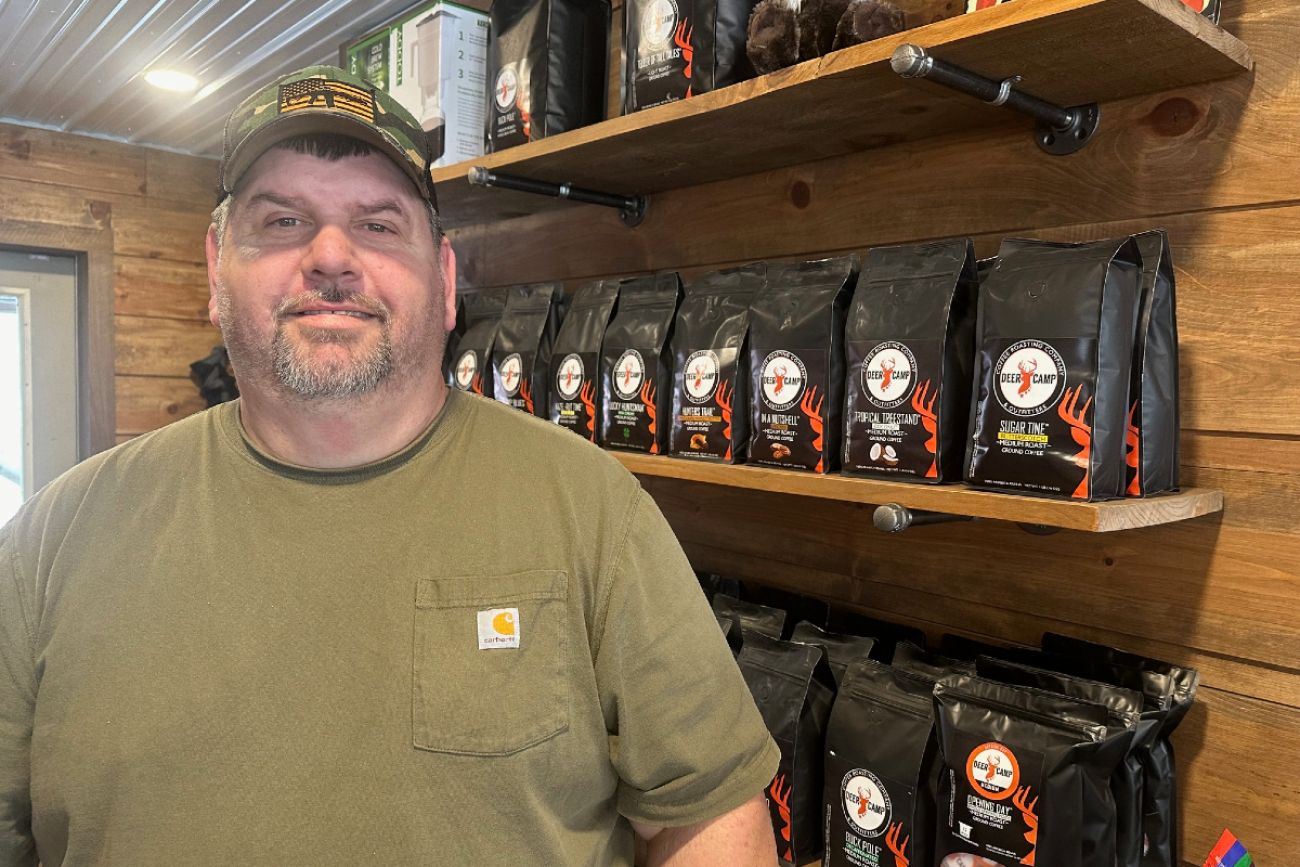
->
0, 67, 779, 865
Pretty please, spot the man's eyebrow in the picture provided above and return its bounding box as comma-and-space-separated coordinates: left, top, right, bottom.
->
356, 199, 410, 220
243, 192, 306, 211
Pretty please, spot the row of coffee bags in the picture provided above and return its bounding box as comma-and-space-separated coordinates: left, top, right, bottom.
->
702, 577, 1199, 867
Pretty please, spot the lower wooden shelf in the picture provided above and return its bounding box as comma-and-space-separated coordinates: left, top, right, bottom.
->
611, 452, 1222, 533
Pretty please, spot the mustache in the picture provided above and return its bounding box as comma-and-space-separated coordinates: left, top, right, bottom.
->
275, 286, 390, 321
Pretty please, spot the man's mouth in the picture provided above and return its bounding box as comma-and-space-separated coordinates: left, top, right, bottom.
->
290, 309, 379, 320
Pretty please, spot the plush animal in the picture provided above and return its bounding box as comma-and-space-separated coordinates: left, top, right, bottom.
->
746, 0, 801, 74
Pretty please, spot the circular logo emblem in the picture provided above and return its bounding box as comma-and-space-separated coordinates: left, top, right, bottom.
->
841, 769, 891, 836
612, 349, 645, 400
760, 350, 806, 411
454, 350, 477, 390
494, 64, 519, 110
966, 742, 1021, 801
861, 341, 917, 409
555, 353, 585, 400
641, 0, 678, 50
498, 353, 524, 397
994, 339, 1066, 417
683, 350, 720, 404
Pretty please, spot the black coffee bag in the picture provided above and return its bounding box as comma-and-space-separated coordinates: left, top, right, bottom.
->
625, 0, 696, 110
449, 289, 508, 397
669, 264, 763, 462
892, 641, 976, 680
749, 256, 859, 473
826, 659, 940, 867
712, 593, 786, 640
976, 656, 1147, 867
737, 630, 835, 867
740, 582, 830, 636
966, 238, 1142, 500
844, 239, 977, 482
933, 675, 1115, 867
1126, 231, 1180, 497
691, 0, 760, 93
1041, 633, 1199, 867
600, 273, 682, 453
488, 0, 609, 150
550, 280, 620, 440
788, 621, 875, 688
493, 283, 562, 417
715, 611, 743, 655
829, 610, 927, 663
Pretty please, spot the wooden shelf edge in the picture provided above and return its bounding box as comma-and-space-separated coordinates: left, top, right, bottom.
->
611, 452, 1223, 532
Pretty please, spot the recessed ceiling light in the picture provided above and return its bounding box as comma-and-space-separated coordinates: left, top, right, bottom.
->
145, 70, 198, 92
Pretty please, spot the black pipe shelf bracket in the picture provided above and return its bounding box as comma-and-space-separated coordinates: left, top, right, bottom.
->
890, 43, 1100, 155
872, 503, 976, 533
467, 166, 649, 227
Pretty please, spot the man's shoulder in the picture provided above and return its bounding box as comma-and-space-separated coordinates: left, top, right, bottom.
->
4, 405, 223, 540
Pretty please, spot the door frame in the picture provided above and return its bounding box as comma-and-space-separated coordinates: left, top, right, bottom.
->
0, 218, 116, 459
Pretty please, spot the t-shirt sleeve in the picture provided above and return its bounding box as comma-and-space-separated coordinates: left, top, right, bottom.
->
0, 528, 38, 866
594, 488, 779, 828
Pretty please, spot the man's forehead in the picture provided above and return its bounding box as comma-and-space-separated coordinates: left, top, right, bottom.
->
236, 148, 421, 211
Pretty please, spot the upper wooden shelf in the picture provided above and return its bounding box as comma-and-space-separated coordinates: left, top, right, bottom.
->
612, 452, 1223, 532
432, 0, 1251, 228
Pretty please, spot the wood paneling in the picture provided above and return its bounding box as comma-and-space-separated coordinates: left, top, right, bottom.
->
115, 256, 210, 320
116, 375, 207, 434
0, 124, 147, 198
114, 314, 222, 378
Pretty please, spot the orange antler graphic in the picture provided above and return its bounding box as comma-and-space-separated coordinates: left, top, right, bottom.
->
768, 774, 794, 862
911, 378, 938, 478
516, 96, 532, 140
1013, 785, 1039, 865
800, 386, 825, 473
1125, 399, 1141, 495
885, 821, 910, 867
520, 379, 534, 415
470, 372, 483, 396
580, 380, 597, 441
1058, 384, 1093, 499
673, 20, 695, 81
716, 379, 734, 461
640, 380, 659, 455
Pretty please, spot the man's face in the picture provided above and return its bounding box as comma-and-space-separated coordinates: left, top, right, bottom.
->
206, 147, 456, 401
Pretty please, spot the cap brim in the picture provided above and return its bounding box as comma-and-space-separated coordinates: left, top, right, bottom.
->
221, 111, 429, 203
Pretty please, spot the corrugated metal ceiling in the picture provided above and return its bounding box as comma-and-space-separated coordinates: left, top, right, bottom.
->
0, 0, 486, 157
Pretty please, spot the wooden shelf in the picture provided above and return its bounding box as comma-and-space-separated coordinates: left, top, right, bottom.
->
612, 452, 1223, 532
433, 0, 1251, 228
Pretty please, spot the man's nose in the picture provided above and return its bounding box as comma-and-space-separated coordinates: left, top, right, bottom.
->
302, 224, 358, 285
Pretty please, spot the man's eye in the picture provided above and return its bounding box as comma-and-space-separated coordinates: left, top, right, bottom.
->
364, 222, 392, 234
272, 217, 301, 228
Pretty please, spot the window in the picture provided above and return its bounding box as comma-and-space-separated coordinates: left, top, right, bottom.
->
0, 291, 28, 525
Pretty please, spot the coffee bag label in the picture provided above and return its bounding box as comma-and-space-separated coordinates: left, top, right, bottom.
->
490, 61, 530, 146
607, 348, 662, 452
751, 349, 831, 472
629, 0, 693, 109
845, 338, 942, 478
943, 734, 1045, 865
553, 352, 598, 440
826, 759, 915, 866
496, 350, 539, 414
453, 349, 483, 394
969, 337, 1098, 498
672, 349, 740, 459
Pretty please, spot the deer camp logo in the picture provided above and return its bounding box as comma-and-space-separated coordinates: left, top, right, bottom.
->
613, 349, 646, 400
841, 769, 891, 836
556, 353, 585, 400
683, 350, 720, 404
862, 341, 917, 409
494, 64, 519, 110
454, 350, 478, 390
966, 742, 1021, 800
641, 0, 679, 51
498, 353, 524, 397
994, 339, 1066, 417
760, 350, 807, 411
476, 607, 521, 650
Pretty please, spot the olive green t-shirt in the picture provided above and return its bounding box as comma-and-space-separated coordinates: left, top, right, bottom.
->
0, 389, 778, 865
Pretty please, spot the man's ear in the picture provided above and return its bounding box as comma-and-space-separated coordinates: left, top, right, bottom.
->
441, 235, 458, 331
205, 224, 222, 329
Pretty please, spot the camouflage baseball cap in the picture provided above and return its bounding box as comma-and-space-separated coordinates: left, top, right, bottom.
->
220, 64, 437, 209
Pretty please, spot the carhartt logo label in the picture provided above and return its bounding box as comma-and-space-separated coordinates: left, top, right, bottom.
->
477, 608, 520, 649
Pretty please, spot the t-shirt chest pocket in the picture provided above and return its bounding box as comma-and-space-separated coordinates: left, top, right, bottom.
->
413, 571, 570, 756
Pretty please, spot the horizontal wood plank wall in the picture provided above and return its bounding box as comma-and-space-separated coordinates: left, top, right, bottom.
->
448, 0, 1298, 862
0, 123, 221, 439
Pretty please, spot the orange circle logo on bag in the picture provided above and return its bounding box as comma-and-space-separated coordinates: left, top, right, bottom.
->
966, 742, 1020, 800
